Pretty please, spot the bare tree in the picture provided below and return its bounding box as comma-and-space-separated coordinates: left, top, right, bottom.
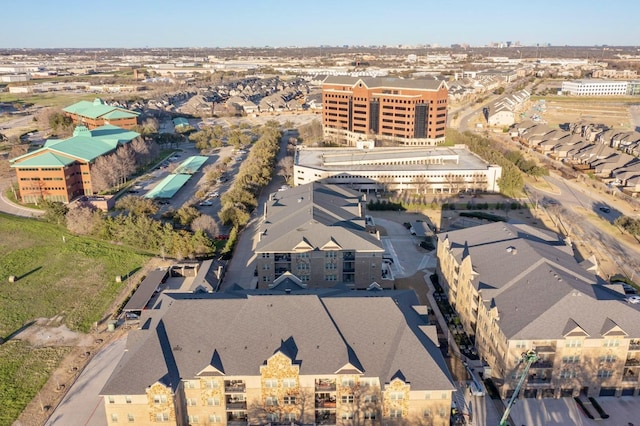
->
91, 154, 118, 193
114, 144, 136, 187
66, 203, 101, 235
130, 137, 151, 165
277, 156, 294, 184
191, 214, 219, 238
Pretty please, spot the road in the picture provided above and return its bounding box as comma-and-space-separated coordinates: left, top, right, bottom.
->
0, 179, 44, 217
525, 175, 640, 280
220, 130, 294, 290
45, 336, 127, 426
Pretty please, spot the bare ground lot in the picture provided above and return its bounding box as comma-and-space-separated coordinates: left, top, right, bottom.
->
538, 97, 637, 129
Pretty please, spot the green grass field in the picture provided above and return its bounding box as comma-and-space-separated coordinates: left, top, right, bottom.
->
0, 213, 152, 424
0, 92, 96, 108
0, 213, 151, 337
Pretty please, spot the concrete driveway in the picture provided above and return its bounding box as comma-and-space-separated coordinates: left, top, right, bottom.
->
45, 336, 127, 426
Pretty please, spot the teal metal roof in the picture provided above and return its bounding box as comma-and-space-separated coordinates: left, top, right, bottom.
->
11, 152, 75, 168
144, 174, 192, 199
10, 125, 140, 165
173, 156, 209, 174
103, 110, 138, 120
173, 117, 189, 127
63, 98, 139, 120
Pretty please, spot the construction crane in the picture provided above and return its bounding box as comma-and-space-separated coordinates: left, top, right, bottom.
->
498, 349, 538, 426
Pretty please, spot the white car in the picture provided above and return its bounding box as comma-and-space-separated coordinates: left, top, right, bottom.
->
199, 200, 213, 207
626, 295, 640, 304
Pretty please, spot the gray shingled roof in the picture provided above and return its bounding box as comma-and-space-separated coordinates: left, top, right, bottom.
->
323, 75, 445, 91
439, 222, 640, 340
101, 289, 453, 395
255, 183, 383, 253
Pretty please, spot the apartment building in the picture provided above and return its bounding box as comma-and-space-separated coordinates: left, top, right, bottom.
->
254, 182, 386, 289
10, 124, 140, 203
436, 222, 640, 399
63, 98, 139, 129
294, 145, 502, 194
322, 76, 448, 146
100, 288, 455, 426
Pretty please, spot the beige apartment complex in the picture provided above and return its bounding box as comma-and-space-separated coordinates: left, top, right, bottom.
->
101, 288, 455, 425
254, 183, 387, 289
436, 222, 640, 399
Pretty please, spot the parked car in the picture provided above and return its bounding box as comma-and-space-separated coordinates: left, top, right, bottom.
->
626, 295, 640, 304
215, 234, 230, 240
208, 191, 220, 198
599, 206, 611, 213
199, 200, 214, 207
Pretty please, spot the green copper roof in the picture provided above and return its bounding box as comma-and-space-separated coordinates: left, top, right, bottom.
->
10, 124, 140, 165
11, 152, 75, 168
145, 174, 192, 199
63, 98, 139, 120
173, 156, 208, 174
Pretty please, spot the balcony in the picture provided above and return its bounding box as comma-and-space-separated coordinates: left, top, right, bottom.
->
225, 381, 246, 393
315, 410, 337, 425
315, 379, 336, 392
531, 360, 554, 369
626, 358, 640, 367
227, 411, 248, 426
274, 254, 291, 262
622, 369, 638, 383
226, 398, 247, 410
343, 252, 355, 261
629, 341, 640, 351
315, 395, 336, 409
527, 375, 551, 385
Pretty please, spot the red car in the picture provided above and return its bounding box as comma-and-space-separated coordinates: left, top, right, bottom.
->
215, 235, 230, 240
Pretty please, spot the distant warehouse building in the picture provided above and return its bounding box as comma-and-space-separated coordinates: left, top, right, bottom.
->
561, 79, 640, 96
294, 144, 502, 194
322, 76, 448, 146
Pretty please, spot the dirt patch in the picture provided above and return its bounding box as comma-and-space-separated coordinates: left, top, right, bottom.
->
11, 316, 94, 348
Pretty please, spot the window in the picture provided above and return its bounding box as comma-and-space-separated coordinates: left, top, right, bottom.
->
127, 414, 135, 423
184, 380, 197, 389
208, 415, 222, 423
188, 415, 199, 424
439, 407, 447, 417
604, 339, 620, 347
559, 370, 577, 379
283, 396, 296, 405
389, 409, 402, 418
363, 394, 378, 403
204, 380, 219, 389
423, 408, 432, 417
207, 397, 220, 406
365, 411, 377, 420
266, 396, 278, 406
600, 355, 617, 363
424, 392, 431, 400
187, 398, 197, 406
111, 413, 118, 423
389, 391, 404, 400
562, 355, 580, 364
267, 413, 279, 422
155, 413, 169, 422
282, 378, 296, 388
341, 395, 354, 403
597, 369, 614, 378
342, 378, 355, 387
108, 396, 115, 404
566, 339, 582, 348
515, 341, 526, 348
341, 412, 354, 420
264, 379, 278, 388
125, 396, 132, 404
153, 395, 167, 404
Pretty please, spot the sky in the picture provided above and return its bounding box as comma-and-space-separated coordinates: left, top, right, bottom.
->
1, 0, 639, 49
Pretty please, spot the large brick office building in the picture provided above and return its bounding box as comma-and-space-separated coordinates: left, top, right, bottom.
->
322, 76, 448, 146
63, 98, 139, 130
10, 124, 140, 203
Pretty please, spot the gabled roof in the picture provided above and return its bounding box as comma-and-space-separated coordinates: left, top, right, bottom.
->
439, 222, 640, 340
100, 289, 454, 395
63, 98, 139, 120
255, 182, 383, 253
10, 124, 140, 166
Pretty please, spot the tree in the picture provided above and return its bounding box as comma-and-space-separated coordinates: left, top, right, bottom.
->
114, 144, 137, 187
191, 214, 220, 238
115, 196, 159, 217
174, 206, 200, 227
91, 154, 118, 193
277, 156, 294, 184
130, 137, 151, 166
66, 203, 101, 235
41, 200, 68, 225
46, 110, 74, 136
